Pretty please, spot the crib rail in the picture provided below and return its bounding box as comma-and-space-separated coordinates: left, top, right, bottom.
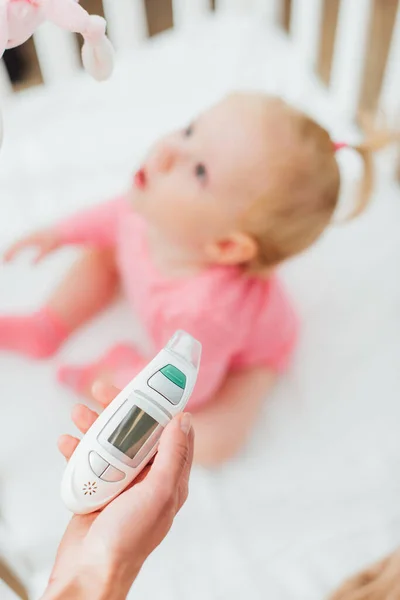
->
380, 3, 400, 122
0, 60, 12, 97
330, 0, 374, 121
172, 0, 210, 29
103, 0, 148, 50
33, 23, 81, 84
0, 0, 398, 129
291, 0, 323, 71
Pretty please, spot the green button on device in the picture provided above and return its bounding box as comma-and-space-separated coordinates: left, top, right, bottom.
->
160, 365, 187, 389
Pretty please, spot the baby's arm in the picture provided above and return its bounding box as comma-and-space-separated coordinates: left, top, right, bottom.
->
92, 344, 275, 467
157, 311, 277, 467
4, 196, 127, 263
192, 367, 276, 467
55, 196, 127, 248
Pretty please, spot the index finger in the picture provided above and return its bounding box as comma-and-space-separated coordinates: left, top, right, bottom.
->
57, 382, 119, 460
91, 380, 120, 408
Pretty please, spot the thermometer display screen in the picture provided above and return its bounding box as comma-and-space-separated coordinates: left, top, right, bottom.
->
108, 406, 159, 459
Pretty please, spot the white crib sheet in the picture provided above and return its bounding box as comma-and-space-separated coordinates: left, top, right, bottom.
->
0, 14, 399, 600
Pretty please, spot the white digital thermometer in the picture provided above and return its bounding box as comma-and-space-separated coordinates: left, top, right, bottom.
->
61, 331, 201, 514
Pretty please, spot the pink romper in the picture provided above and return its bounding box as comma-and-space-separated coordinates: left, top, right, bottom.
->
57, 196, 298, 409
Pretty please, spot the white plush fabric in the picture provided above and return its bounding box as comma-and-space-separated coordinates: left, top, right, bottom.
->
0, 15, 399, 600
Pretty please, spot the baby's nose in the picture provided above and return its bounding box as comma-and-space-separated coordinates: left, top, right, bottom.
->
154, 143, 178, 173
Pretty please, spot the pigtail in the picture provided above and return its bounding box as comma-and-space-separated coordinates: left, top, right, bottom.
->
347, 126, 400, 219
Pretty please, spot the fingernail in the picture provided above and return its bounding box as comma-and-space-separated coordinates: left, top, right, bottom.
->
91, 380, 103, 396
180, 413, 191, 435
91, 380, 100, 393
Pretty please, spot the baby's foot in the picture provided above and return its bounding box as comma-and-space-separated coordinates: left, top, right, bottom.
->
0, 308, 69, 359
58, 344, 145, 399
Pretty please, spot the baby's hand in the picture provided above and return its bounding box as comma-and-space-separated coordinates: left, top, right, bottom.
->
3, 229, 61, 264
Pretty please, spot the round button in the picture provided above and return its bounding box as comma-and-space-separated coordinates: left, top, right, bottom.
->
101, 465, 125, 483
148, 371, 184, 404
89, 451, 109, 477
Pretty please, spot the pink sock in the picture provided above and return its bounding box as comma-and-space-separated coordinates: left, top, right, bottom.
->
57, 344, 146, 396
0, 307, 70, 359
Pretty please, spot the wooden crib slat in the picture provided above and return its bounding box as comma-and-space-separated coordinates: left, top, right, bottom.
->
215, 0, 249, 13
172, 0, 210, 29
262, 0, 284, 26
102, 0, 148, 51
216, 0, 279, 19
33, 24, 80, 85
330, 0, 373, 121
379, 5, 400, 122
0, 60, 13, 98
0, 558, 29, 600
0, 523, 31, 600
291, 0, 323, 70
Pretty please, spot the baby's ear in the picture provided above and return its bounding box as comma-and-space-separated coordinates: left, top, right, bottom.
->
205, 232, 258, 266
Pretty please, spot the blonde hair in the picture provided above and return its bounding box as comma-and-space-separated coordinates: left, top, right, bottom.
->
348, 124, 399, 219
242, 97, 398, 271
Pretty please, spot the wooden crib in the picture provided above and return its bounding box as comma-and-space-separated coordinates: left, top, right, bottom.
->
0, 1, 399, 598
0, 1, 398, 136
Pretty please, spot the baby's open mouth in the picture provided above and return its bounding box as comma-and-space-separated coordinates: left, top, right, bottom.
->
134, 167, 147, 189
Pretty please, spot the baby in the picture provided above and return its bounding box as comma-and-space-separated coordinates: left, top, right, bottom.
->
1, 94, 389, 465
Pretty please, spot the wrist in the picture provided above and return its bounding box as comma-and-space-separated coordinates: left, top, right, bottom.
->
43, 562, 136, 600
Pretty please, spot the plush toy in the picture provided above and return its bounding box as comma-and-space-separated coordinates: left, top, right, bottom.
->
0, 0, 114, 81
0, 0, 114, 147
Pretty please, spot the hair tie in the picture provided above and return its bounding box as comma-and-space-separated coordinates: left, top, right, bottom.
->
334, 142, 348, 152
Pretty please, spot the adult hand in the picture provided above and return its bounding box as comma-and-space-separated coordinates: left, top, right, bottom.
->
3, 229, 62, 264
43, 381, 194, 600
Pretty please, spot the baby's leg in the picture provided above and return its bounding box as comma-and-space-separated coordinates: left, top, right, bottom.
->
191, 368, 276, 467
48, 248, 118, 331
58, 344, 146, 399
0, 248, 118, 359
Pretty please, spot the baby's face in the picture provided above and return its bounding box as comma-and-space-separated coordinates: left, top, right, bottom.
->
129, 95, 272, 262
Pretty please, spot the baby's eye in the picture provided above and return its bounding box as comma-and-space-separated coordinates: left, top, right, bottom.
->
195, 163, 207, 181
184, 124, 193, 137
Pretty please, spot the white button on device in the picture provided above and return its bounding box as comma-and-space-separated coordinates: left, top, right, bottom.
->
148, 371, 184, 405
89, 451, 109, 477
101, 465, 126, 483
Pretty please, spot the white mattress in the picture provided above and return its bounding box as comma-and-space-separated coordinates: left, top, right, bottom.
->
0, 15, 399, 599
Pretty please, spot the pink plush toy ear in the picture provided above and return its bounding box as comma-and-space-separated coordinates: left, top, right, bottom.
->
81, 15, 114, 81
0, 1, 8, 149
0, 1, 8, 59
43, 0, 114, 81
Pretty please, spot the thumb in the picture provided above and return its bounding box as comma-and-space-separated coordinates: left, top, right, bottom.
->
146, 414, 193, 506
